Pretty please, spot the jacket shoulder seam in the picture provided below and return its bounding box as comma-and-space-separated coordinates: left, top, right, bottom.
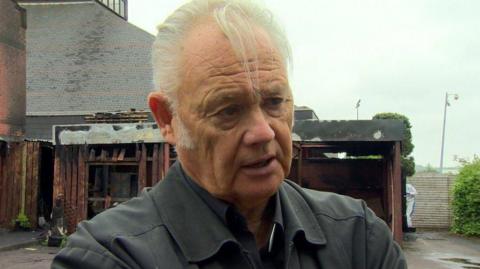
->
104, 192, 167, 240
314, 211, 366, 221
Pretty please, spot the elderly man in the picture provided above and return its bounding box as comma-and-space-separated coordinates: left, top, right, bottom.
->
52, 0, 406, 268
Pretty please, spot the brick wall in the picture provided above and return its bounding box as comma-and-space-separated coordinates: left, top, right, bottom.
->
408, 173, 456, 228
0, 0, 26, 139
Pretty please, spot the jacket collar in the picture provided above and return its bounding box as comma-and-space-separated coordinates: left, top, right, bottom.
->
149, 162, 237, 262
279, 181, 327, 246
149, 162, 326, 263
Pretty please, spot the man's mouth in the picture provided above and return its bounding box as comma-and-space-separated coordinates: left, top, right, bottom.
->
240, 155, 278, 177
246, 157, 275, 168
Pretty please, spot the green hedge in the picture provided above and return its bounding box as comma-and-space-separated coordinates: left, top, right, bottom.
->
452, 158, 480, 236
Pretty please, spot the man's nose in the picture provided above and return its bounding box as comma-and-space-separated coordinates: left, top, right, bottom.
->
243, 109, 275, 146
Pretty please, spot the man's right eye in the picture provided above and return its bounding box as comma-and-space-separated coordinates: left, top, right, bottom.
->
217, 105, 241, 118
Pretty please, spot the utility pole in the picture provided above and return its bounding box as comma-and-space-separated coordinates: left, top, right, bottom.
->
355, 99, 361, 120
439, 92, 459, 174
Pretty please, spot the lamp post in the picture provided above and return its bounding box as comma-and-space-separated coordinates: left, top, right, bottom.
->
355, 99, 361, 120
439, 92, 459, 174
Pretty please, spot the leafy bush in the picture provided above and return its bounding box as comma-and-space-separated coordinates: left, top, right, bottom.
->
372, 112, 415, 177
13, 212, 31, 229
452, 158, 480, 236
60, 234, 68, 248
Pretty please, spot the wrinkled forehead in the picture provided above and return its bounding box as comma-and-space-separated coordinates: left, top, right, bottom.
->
180, 18, 286, 80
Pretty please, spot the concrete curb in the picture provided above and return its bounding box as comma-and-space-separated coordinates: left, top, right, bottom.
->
0, 237, 43, 252
0, 231, 46, 252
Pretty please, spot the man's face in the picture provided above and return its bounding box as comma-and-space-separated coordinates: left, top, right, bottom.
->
173, 19, 293, 205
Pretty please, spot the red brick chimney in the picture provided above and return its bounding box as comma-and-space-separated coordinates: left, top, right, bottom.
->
0, 0, 26, 140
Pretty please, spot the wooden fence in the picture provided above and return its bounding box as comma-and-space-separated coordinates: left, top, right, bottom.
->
0, 141, 42, 229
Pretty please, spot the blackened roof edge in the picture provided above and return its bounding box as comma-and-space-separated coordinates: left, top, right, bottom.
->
292, 119, 405, 142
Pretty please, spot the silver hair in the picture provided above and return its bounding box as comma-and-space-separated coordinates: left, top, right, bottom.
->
152, 0, 292, 149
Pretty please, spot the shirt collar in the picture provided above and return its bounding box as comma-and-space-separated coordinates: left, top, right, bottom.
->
180, 163, 231, 224
181, 163, 285, 253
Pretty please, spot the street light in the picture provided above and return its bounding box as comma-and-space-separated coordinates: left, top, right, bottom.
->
439, 92, 459, 174
355, 99, 361, 120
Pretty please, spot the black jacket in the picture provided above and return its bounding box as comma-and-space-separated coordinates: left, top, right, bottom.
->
52, 162, 406, 269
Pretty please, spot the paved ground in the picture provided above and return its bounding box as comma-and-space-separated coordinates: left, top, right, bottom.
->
0, 230, 478, 268
0, 230, 45, 251
404, 231, 480, 269
0, 245, 59, 269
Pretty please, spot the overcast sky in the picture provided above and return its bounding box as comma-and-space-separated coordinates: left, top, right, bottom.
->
128, 0, 479, 168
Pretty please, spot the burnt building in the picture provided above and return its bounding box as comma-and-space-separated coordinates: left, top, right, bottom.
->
52, 123, 171, 233
289, 118, 405, 243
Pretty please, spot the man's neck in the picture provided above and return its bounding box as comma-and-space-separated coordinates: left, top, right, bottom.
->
236, 197, 275, 248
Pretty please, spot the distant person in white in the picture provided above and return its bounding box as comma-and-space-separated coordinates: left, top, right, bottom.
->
406, 183, 418, 228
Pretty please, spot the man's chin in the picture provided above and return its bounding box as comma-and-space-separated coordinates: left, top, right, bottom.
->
235, 175, 283, 201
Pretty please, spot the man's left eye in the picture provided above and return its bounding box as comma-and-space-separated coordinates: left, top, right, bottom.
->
264, 97, 284, 108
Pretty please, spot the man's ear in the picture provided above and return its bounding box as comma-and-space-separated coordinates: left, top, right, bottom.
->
148, 91, 176, 145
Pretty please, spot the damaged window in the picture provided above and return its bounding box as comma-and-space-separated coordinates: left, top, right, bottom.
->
87, 164, 138, 218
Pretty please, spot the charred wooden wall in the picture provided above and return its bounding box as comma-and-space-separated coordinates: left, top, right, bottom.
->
0, 141, 42, 229
289, 141, 403, 243
53, 143, 170, 233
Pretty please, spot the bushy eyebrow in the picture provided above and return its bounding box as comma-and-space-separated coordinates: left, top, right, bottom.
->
198, 81, 290, 113
198, 88, 249, 115
258, 85, 289, 97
